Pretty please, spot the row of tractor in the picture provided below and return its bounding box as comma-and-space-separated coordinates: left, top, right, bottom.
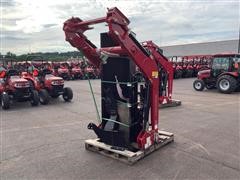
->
169, 55, 212, 79
2, 54, 213, 81
3, 57, 101, 81
169, 53, 240, 94
0, 63, 73, 110
51, 61, 100, 80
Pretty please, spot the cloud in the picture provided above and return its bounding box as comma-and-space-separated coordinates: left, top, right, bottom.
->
0, 0, 16, 7
0, 0, 239, 55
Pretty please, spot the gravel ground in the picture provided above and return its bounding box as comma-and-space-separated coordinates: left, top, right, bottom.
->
0, 78, 239, 180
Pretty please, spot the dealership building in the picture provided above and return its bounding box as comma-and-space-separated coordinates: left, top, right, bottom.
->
161, 39, 239, 57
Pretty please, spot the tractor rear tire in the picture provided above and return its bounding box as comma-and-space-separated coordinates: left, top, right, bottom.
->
39, 89, 50, 105
236, 85, 240, 92
30, 90, 39, 106
193, 79, 205, 91
63, 87, 73, 102
217, 75, 237, 94
1, 93, 10, 110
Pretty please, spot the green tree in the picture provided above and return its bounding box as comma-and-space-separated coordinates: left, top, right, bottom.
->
5, 52, 17, 59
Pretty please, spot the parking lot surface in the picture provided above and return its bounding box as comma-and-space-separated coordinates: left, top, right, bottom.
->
1, 78, 239, 179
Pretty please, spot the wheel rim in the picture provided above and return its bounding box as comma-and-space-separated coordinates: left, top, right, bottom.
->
39, 95, 44, 103
195, 82, 202, 90
219, 79, 230, 91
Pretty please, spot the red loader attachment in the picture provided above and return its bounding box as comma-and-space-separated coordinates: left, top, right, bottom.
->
141, 41, 181, 107
63, 7, 174, 164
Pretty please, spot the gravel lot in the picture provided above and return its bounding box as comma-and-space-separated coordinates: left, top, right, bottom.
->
1, 78, 239, 180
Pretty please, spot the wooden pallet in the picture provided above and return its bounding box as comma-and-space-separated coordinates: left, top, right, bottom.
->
85, 130, 174, 165
160, 99, 181, 108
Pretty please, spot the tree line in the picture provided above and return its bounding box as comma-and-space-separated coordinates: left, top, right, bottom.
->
0, 51, 84, 61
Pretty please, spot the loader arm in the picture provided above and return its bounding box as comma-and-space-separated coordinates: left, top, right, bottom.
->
142, 41, 174, 104
105, 8, 159, 134
63, 17, 105, 68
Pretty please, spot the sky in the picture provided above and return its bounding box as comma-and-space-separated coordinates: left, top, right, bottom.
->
0, 0, 239, 55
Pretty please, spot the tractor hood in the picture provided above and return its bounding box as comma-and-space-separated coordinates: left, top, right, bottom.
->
58, 68, 69, 73
45, 75, 64, 86
72, 68, 81, 72
10, 76, 29, 83
197, 69, 210, 78
198, 69, 210, 74
9, 76, 30, 88
45, 75, 63, 81
86, 67, 94, 72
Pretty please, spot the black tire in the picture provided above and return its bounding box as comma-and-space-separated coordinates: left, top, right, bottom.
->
175, 70, 183, 79
90, 73, 95, 79
217, 75, 237, 94
236, 85, 240, 92
66, 75, 70, 81
29, 80, 35, 91
30, 90, 39, 106
62, 87, 73, 102
39, 89, 49, 105
185, 70, 193, 78
1, 93, 10, 110
193, 79, 205, 91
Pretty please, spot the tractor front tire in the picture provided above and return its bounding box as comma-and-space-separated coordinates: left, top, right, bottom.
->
193, 79, 205, 91
217, 75, 237, 94
39, 89, 50, 105
1, 93, 10, 110
30, 90, 39, 106
63, 87, 73, 102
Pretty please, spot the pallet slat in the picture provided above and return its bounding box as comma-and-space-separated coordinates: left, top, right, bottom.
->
85, 130, 174, 165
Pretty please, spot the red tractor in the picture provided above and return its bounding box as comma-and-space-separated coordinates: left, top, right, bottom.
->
83, 63, 97, 79
192, 56, 208, 77
175, 61, 184, 79
22, 56, 73, 104
70, 62, 84, 79
181, 57, 194, 78
57, 62, 71, 80
170, 56, 183, 79
193, 53, 240, 94
0, 69, 39, 109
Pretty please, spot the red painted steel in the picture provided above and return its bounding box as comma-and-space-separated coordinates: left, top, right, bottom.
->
63, 7, 160, 149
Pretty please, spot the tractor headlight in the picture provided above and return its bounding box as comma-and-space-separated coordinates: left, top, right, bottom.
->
51, 80, 64, 85
14, 82, 30, 88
